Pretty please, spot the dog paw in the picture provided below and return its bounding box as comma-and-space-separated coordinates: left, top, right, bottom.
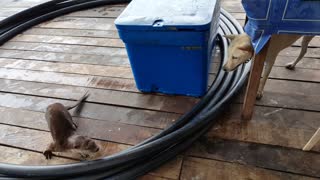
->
256, 92, 263, 100
43, 150, 53, 160
285, 63, 295, 70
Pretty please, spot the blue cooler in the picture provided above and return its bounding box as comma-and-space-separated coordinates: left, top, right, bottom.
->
115, 0, 220, 97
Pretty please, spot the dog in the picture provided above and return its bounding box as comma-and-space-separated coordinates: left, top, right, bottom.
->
223, 33, 314, 99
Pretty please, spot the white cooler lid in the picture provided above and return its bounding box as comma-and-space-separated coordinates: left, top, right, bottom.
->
115, 0, 218, 31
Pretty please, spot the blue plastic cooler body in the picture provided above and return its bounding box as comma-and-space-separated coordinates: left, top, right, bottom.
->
115, 0, 220, 97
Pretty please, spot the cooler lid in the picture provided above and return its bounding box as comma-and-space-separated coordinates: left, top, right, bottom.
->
115, 0, 218, 31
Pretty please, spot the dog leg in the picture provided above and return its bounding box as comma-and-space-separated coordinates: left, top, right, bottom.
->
257, 53, 277, 100
257, 34, 301, 99
286, 36, 314, 70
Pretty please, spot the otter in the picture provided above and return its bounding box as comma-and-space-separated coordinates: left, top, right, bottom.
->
43, 91, 99, 159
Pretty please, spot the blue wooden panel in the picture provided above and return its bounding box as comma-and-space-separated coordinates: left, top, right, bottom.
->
242, 0, 320, 53
284, 0, 320, 20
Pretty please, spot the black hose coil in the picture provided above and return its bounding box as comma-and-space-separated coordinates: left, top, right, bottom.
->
0, 0, 250, 179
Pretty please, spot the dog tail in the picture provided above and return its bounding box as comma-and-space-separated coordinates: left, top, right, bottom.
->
66, 91, 89, 110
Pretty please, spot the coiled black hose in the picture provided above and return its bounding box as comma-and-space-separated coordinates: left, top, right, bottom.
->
0, 1, 250, 179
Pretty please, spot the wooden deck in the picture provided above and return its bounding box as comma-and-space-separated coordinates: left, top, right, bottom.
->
0, 0, 319, 179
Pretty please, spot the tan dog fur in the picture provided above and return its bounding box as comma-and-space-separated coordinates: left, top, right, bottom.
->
223, 33, 314, 99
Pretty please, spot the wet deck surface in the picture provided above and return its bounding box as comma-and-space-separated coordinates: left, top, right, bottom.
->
0, 0, 319, 179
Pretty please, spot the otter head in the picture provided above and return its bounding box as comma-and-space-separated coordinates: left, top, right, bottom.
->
73, 135, 100, 153
223, 33, 254, 72
85, 139, 100, 153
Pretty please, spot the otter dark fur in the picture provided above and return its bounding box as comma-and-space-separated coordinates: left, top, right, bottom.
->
69, 135, 100, 152
43, 91, 99, 159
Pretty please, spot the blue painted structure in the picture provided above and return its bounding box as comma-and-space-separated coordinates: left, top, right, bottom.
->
115, 0, 220, 97
242, 0, 320, 53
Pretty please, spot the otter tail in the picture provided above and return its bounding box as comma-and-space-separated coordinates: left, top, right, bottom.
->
66, 91, 89, 110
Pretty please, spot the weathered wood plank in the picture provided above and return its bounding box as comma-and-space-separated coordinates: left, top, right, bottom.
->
268, 66, 320, 83
0, 125, 181, 179
0, 7, 27, 17
0, 123, 87, 158
275, 56, 320, 70
1, 86, 316, 177
0, 67, 317, 112
0, 49, 218, 73
0, 54, 317, 84
0, 106, 160, 145
0, 93, 179, 129
293, 36, 320, 48
0, 0, 47, 8
221, 0, 245, 13
188, 138, 320, 177
0, 122, 128, 159
23, 28, 120, 39
3, 42, 316, 62
251, 79, 320, 111
0, 56, 317, 86
148, 156, 183, 180
0, 66, 318, 112
0, 61, 216, 93
0, 58, 133, 78
61, 149, 171, 178
231, 79, 320, 113
1, 3, 242, 29
0, 0, 244, 17
0, 79, 198, 114
0, 58, 218, 78
0, 144, 180, 180
0, 43, 217, 71
0, 145, 76, 165
64, 5, 125, 18
11, 34, 125, 48
37, 17, 117, 31
1, 49, 318, 71
230, 12, 246, 20
4, 42, 312, 74
139, 175, 175, 180
33, 27, 320, 48
0, 42, 127, 57
0, 5, 125, 18
280, 47, 320, 58
207, 104, 320, 152
13, 15, 244, 32
180, 157, 316, 180
0, 68, 138, 92
0, 49, 130, 67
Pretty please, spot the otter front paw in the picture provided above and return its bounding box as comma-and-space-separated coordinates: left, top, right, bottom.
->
43, 150, 53, 160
